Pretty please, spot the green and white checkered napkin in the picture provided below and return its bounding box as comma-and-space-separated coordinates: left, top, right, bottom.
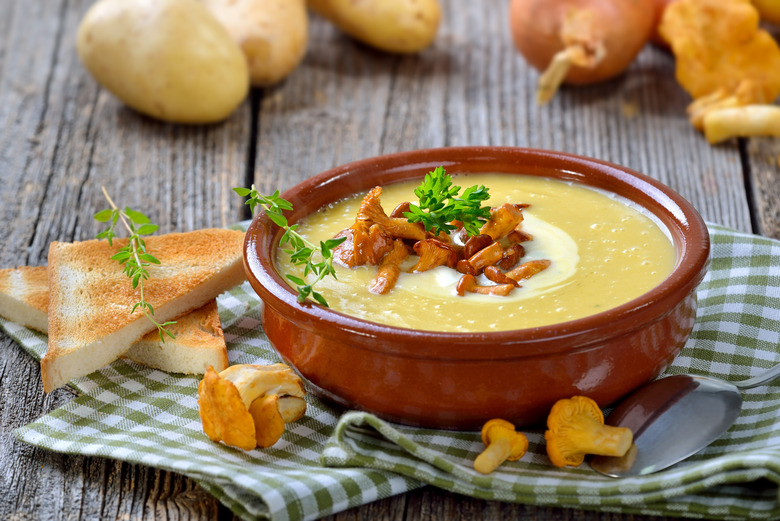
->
5, 223, 780, 521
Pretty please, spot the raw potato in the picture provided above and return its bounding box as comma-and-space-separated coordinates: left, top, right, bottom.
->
203, 0, 309, 86
308, 0, 441, 54
203, 0, 308, 87
76, 0, 249, 124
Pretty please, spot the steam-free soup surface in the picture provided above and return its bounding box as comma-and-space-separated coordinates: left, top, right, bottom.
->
278, 174, 676, 332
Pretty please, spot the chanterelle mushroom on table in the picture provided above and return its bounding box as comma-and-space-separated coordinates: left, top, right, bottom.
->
198, 363, 306, 450
544, 395, 632, 468
659, 0, 780, 139
474, 418, 528, 474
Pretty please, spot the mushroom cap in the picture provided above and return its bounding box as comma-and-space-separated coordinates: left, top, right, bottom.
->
411, 238, 458, 271
545, 396, 603, 467
545, 429, 584, 467
659, 0, 780, 101
546, 395, 603, 431
480, 418, 527, 461
480, 203, 524, 240
198, 366, 257, 451
456, 273, 478, 295
544, 395, 632, 468
249, 394, 286, 448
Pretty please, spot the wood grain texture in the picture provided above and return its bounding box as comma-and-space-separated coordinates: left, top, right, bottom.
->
746, 138, 780, 239
254, 3, 751, 233
0, 0, 772, 520
0, 0, 246, 520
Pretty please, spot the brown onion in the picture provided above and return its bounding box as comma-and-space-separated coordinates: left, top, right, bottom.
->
509, 0, 655, 103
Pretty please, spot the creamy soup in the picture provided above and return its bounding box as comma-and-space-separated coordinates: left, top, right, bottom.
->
277, 174, 676, 332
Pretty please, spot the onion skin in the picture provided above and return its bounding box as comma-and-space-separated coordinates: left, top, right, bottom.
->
509, 0, 655, 86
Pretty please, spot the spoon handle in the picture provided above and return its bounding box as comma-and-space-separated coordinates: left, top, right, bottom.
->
734, 362, 780, 390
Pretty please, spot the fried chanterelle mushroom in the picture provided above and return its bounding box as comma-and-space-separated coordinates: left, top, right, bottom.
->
198, 363, 306, 450
544, 396, 633, 468
332, 182, 548, 297
659, 0, 780, 142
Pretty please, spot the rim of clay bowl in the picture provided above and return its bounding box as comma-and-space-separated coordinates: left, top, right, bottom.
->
243, 146, 710, 361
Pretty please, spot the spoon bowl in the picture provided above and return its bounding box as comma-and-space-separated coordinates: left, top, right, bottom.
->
590, 362, 780, 477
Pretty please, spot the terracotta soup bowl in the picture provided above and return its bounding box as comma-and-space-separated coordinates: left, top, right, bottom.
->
243, 147, 710, 430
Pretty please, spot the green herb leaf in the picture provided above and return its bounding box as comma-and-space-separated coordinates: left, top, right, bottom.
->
124, 208, 150, 225
136, 223, 159, 236
238, 184, 343, 307
267, 212, 288, 228
94, 209, 114, 222
95, 187, 176, 341
286, 274, 306, 285
311, 292, 329, 307
404, 166, 491, 236
139, 253, 161, 264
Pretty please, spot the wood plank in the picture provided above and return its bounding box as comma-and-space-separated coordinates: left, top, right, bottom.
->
0, 0, 248, 520
0, 0, 766, 520
746, 138, 780, 239
254, 3, 751, 233
254, 6, 750, 521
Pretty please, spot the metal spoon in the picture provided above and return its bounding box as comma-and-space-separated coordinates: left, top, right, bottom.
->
589, 362, 780, 477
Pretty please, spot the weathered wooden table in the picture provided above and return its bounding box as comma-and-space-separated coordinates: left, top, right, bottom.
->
2, 1, 778, 519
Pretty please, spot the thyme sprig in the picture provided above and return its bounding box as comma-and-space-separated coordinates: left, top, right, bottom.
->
94, 187, 176, 341
404, 166, 491, 236
234, 186, 346, 307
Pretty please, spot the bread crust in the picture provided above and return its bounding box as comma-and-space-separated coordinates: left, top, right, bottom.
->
0, 264, 230, 375
124, 299, 229, 374
40, 229, 245, 391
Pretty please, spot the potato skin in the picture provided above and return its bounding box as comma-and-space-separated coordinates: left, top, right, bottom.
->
203, 0, 308, 87
308, 0, 441, 54
76, 0, 249, 124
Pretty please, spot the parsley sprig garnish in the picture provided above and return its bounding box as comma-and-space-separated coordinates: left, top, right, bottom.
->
94, 187, 176, 341
404, 166, 491, 236
234, 186, 346, 307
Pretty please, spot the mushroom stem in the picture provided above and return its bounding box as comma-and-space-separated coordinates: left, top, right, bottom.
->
566, 416, 633, 457
457, 241, 504, 275
483, 266, 519, 287
505, 259, 551, 283
474, 418, 528, 474
369, 240, 410, 294
474, 436, 513, 474
703, 105, 780, 144
463, 234, 493, 259
456, 274, 515, 297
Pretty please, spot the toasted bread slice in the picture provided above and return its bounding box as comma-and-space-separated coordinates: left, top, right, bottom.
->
0, 266, 49, 333
0, 266, 229, 375
41, 229, 245, 392
122, 299, 229, 374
